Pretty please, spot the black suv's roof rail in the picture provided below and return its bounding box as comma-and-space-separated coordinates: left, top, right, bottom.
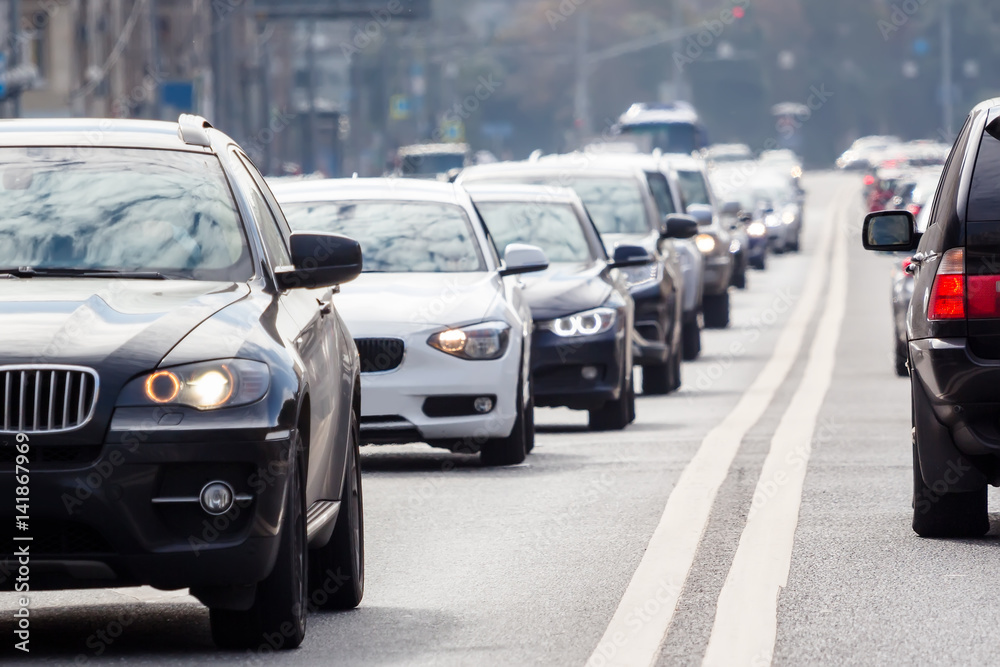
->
177, 114, 214, 148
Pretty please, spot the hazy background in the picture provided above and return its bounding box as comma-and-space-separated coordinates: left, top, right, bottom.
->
3, 0, 994, 174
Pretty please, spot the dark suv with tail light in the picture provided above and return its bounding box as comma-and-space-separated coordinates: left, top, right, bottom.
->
0, 115, 365, 649
864, 98, 1000, 538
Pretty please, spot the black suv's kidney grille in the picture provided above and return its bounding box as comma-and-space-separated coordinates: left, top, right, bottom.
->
0, 366, 99, 433
355, 338, 405, 373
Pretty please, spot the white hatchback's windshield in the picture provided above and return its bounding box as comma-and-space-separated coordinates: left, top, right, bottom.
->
0, 147, 251, 279
282, 200, 485, 272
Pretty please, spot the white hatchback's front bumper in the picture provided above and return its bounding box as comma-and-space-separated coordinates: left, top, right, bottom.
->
357, 325, 520, 443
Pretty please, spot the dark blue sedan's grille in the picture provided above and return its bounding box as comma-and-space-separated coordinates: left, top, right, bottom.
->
355, 338, 405, 373
0, 366, 99, 433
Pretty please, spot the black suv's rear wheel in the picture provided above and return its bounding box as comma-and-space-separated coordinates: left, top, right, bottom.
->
911, 385, 988, 538
211, 433, 308, 650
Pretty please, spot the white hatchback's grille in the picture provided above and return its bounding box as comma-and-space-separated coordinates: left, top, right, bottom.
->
0, 366, 99, 434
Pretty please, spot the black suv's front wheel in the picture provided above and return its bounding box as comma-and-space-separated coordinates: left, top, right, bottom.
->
211, 433, 308, 650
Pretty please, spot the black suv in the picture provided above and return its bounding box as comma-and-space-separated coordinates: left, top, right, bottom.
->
864, 98, 1000, 537
0, 115, 365, 648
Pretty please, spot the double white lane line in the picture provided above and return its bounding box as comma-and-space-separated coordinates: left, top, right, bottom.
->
587, 188, 850, 667
703, 199, 849, 666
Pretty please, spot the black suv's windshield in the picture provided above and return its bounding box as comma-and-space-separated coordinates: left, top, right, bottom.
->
0, 147, 251, 280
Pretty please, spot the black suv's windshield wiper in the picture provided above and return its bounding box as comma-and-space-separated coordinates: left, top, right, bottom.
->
0, 267, 180, 279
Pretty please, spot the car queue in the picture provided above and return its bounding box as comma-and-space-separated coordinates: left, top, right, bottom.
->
0, 111, 807, 651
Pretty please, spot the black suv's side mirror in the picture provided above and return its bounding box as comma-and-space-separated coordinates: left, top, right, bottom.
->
610, 243, 654, 268
661, 214, 699, 239
862, 210, 919, 252
275, 232, 363, 290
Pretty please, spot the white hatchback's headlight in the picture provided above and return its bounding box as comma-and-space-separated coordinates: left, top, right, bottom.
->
620, 261, 660, 288
428, 321, 511, 360
695, 233, 717, 254
765, 214, 780, 228
782, 209, 796, 224
117, 359, 270, 410
747, 221, 767, 237
539, 307, 617, 337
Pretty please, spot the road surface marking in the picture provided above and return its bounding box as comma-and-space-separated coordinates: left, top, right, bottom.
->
586, 187, 844, 667
702, 192, 850, 667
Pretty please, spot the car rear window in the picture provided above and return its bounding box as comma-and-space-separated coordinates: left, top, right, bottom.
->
967, 130, 1000, 221
281, 200, 486, 273
0, 147, 251, 280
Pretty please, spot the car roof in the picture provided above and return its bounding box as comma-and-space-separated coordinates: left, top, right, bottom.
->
269, 177, 470, 205
462, 182, 581, 204
397, 143, 469, 156
618, 102, 700, 125
461, 157, 647, 181
0, 117, 214, 151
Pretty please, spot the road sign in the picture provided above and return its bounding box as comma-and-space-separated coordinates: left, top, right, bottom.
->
0, 53, 8, 99
390, 95, 411, 120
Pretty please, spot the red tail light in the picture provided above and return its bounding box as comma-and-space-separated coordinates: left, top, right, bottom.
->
907, 204, 921, 217
927, 248, 965, 320
901, 257, 912, 272
862, 174, 875, 186
968, 275, 1000, 318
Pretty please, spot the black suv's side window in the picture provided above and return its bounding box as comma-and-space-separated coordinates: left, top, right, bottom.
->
231, 152, 292, 268
967, 120, 1000, 222
929, 115, 972, 226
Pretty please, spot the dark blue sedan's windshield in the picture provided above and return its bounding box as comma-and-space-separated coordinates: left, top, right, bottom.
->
0, 147, 251, 280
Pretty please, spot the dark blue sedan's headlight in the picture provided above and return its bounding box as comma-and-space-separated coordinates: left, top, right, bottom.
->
117, 359, 270, 410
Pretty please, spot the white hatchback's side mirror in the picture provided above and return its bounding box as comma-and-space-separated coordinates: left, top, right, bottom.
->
500, 243, 549, 276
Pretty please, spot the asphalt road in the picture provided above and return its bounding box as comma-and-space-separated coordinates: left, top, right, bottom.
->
3, 171, 986, 666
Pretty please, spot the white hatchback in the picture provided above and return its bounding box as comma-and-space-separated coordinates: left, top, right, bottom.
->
272, 178, 546, 465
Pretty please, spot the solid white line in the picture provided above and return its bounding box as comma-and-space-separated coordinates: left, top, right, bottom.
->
585, 194, 842, 667
701, 196, 850, 667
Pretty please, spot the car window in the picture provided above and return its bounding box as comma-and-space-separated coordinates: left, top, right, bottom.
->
474, 175, 648, 235
676, 170, 711, 208
0, 147, 251, 279
281, 200, 486, 273
231, 155, 292, 267
929, 115, 971, 227
476, 201, 594, 263
645, 171, 676, 218
967, 130, 1000, 222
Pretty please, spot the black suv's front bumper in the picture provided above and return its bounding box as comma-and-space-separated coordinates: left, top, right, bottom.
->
0, 428, 292, 591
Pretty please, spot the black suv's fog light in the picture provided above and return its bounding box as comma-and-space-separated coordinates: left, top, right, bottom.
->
200, 481, 235, 515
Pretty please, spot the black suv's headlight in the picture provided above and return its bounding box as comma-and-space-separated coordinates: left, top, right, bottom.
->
427, 322, 511, 360
117, 359, 270, 410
